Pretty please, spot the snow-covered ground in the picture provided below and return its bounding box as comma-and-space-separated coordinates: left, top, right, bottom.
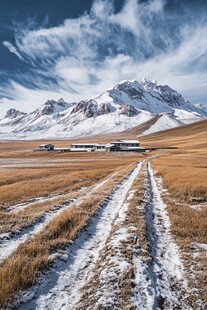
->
6, 193, 69, 213
138, 162, 190, 309
141, 114, 181, 136
0, 171, 118, 262
17, 162, 144, 310
3, 159, 202, 309
74, 161, 192, 310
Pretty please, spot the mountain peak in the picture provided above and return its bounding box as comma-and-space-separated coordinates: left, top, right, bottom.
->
37, 99, 72, 116
194, 103, 207, 111
114, 80, 142, 89
0, 79, 206, 139
141, 78, 157, 91
4, 108, 26, 119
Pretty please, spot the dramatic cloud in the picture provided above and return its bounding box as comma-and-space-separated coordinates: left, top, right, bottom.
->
1, 0, 207, 116
2, 41, 24, 60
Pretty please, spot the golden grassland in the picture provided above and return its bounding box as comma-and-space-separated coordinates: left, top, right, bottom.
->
0, 163, 137, 308
1, 187, 90, 235
0, 141, 146, 307
141, 119, 207, 205
152, 154, 207, 202
142, 120, 207, 304
145, 120, 207, 241
0, 119, 206, 307
0, 164, 110, 206
0, 153, 144, 208
156, 169, 207, 304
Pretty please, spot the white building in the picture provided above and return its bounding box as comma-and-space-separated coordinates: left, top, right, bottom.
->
70, 140, 143, 152
70, 143, 95, 152
33, 140, 147, 153
108, 140, 141, 151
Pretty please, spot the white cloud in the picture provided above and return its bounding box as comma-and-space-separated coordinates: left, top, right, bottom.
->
91, 0, 114, 19
110, 0, 140, 36
2, 41, 24, 60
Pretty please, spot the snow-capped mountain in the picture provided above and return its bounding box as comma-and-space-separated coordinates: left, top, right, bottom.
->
194, 103, 207, 112
0, 80, 206, 139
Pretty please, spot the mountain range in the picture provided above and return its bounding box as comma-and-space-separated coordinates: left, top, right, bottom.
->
0, 79, 206, 139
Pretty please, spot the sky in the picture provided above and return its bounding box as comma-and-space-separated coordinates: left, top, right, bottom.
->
0, 0, 207, 117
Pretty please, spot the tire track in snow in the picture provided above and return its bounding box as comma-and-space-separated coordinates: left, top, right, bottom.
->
77, 188, 138, 310
133, 162, 190, 309
0, 171, 118, 262
18, 161, 144, 310
5, 193, 69, 213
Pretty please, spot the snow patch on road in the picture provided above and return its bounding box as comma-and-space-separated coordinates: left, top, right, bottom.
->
89, 192, 135, 309
139, 162, 191, 309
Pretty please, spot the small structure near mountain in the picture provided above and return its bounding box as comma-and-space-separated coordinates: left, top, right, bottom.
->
105, 140, 145, 152
33, 144, 54, 151
70, 143, 96, 152
70, 143, 107, 152
111, 140, 140, 150
33, 139, 148, 153
70, 140, 141, 152
94, 144, 107, 151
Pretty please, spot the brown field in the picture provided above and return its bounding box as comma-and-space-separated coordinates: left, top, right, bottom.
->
0, 119, 206, 308
0, 140, 145, 308
137, 119, 207, 203
0, 161, 137, 308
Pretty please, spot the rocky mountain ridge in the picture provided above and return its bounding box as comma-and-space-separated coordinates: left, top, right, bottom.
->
0, 79, 206, 139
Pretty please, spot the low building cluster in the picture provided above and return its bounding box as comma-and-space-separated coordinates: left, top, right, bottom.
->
33, 140, 150, 153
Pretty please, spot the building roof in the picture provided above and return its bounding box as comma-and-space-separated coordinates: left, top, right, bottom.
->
71, 143, 96, 146
39, 144, 54, 147
112, 140, 140, 144
71, 143, 108, 147
105, 143, 114, 147
95, 144, 107, 147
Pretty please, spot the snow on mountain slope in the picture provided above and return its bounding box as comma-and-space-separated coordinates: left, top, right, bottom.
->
194, 103, 207, 110
0, 80, 206, 139
141, 114, 181, 136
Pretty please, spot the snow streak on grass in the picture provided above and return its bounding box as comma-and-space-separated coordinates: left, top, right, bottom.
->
0, 172, 118, 262
140, 162, 190, 309
17, 162, 143, 310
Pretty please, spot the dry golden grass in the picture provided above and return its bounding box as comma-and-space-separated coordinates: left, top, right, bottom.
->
0, 162, 137, 308
0, 119, 206, 307
140, 120, 207, 203
169, 204, 207, 243
0, 154, 142, 208
140, 119, 207, 149
1, 163, 129, 234
1, 188, 85, 235
152, 154, 207, 203
0, 141, 146, 308
156, 180, 207, 306
142, 120, 207, 306
139, 119, 207, 244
